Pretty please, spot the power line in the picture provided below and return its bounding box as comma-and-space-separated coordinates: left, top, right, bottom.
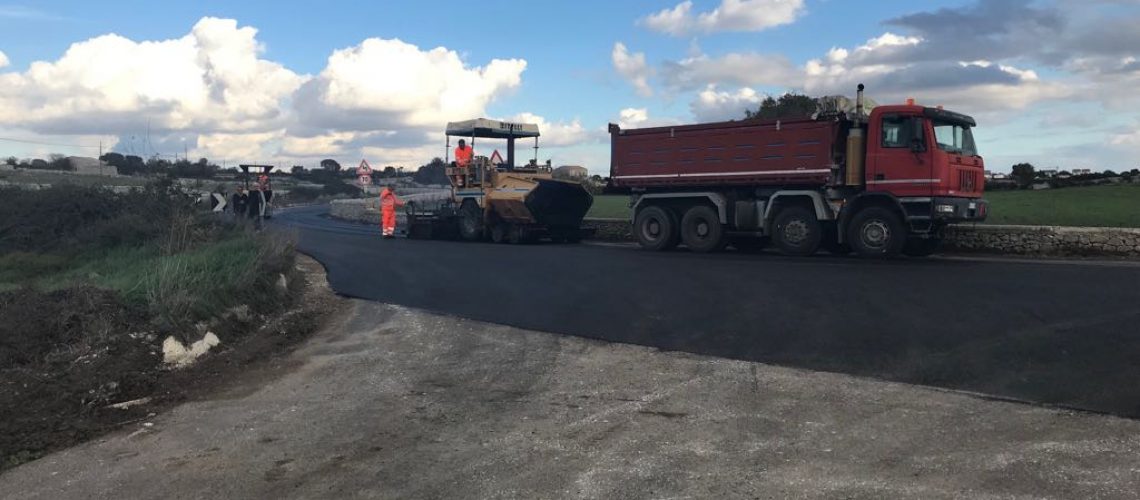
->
0, 136, 102, 149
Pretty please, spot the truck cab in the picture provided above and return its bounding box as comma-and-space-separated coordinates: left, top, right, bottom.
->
857, 105, 987, 248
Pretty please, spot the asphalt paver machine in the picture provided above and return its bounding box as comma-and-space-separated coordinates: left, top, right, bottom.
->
406, 118, 594, 243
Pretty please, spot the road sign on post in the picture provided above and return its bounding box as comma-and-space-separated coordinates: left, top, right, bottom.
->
212, 193, 227, 213
358, 174, 372, 187
357, 159, 373, 176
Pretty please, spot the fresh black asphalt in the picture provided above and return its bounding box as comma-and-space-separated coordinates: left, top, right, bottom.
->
275, 204, 1140, 417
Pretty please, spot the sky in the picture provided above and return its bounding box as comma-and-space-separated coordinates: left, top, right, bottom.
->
2, 0, 1139, 174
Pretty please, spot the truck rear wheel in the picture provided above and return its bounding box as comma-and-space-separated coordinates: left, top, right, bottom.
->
848, 207, 905, 257
680, 205, 726, 253
772, 206, 822, 256
458, 200, 484, 242
634, 206, 679, 251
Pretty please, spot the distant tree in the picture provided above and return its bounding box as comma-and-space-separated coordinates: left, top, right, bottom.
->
100, 152, 125, 168
413, 157, 449, 185
320, 158, 342, 172
1010, 162, 1035, 188
30, 159, 49, 170
48, 154, 72, 171
120, 155, 146, 175
745, 93, 818, 121
1059, 170, 1072, 177
4, 156, 16, 166
291, 165, 305, 175
1103, 169, 1117, 177
382, 166, 397, 178
1131, 169, 1140, 176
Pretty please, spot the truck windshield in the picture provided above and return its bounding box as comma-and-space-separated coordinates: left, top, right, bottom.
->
933, 121, 978, 156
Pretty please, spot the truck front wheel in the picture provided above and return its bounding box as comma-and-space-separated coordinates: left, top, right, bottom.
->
680, 205, 726, 253
634, 206, 680, 251
772, 206, 822, 256
848, 207, 906, 257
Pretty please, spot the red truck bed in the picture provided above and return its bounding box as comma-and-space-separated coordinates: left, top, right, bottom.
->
609, 118, 839, 189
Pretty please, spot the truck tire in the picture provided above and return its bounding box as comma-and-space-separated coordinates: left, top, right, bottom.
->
634, 205, 679, 251
458, 200, 483, 242
848, 207, 906, 257
771, 206, 822, 256
903, 237, 942, 257
680, 205, 726, 253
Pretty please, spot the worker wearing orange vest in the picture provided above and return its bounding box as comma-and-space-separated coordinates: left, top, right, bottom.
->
453, 139, 473, 187
379, 184, 405, 238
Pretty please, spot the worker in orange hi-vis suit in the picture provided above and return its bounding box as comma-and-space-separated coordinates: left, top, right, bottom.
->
453, 139, 474, 187
379, 184, 405, 238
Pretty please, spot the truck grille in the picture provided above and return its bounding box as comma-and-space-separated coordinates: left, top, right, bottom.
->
959, 170, 979, 193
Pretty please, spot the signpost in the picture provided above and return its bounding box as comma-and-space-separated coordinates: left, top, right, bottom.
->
358, 174, 372, 187
212, 193, 227, 213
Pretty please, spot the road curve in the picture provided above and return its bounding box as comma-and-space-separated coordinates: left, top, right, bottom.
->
274, 204, 1140, 417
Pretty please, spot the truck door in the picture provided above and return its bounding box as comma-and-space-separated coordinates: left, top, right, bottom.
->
868, 114, 933, 197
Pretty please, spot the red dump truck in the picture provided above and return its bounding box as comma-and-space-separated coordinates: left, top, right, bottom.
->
607, 85, 987, 257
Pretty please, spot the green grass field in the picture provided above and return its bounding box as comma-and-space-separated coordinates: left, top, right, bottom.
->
586, 184, 1140, 228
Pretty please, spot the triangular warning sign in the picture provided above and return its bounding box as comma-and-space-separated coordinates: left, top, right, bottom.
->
357, 159, 372, 175
490, 150, 504, 165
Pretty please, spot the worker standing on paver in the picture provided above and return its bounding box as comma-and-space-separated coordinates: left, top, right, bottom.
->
379, 184, 405, 238
453, 139, 473, 187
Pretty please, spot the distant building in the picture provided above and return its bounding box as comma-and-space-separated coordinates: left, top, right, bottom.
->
67, 156, 114, 176
1038, 169, 1059, 177
1072, 168, 1092, 176
553, 165, 588, 180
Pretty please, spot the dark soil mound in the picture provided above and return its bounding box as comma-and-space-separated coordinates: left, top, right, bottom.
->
0, 287, 159, 468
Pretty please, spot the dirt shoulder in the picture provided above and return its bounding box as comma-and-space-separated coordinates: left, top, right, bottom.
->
3, 280, 1139, 498
0, 255, 344, 471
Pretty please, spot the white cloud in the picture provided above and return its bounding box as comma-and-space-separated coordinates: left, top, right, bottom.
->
0, 50, 8, 69
612, 42, 653, 97
642, 0, 805, 36
613, 107, 682, 129
0, 18, 545, 167
295, 37, 525, 133
505, 112, 589, 147
1109, 127, 1140, 147
618, 108, 648, 128
0, 17, 304, 138
801, 32, 1070, 114
691, 85, 762, 122
197, 130, 283, 161
662, 51, 801, 91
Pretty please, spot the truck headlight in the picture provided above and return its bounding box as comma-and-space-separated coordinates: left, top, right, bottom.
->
936, 204, 956, 214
